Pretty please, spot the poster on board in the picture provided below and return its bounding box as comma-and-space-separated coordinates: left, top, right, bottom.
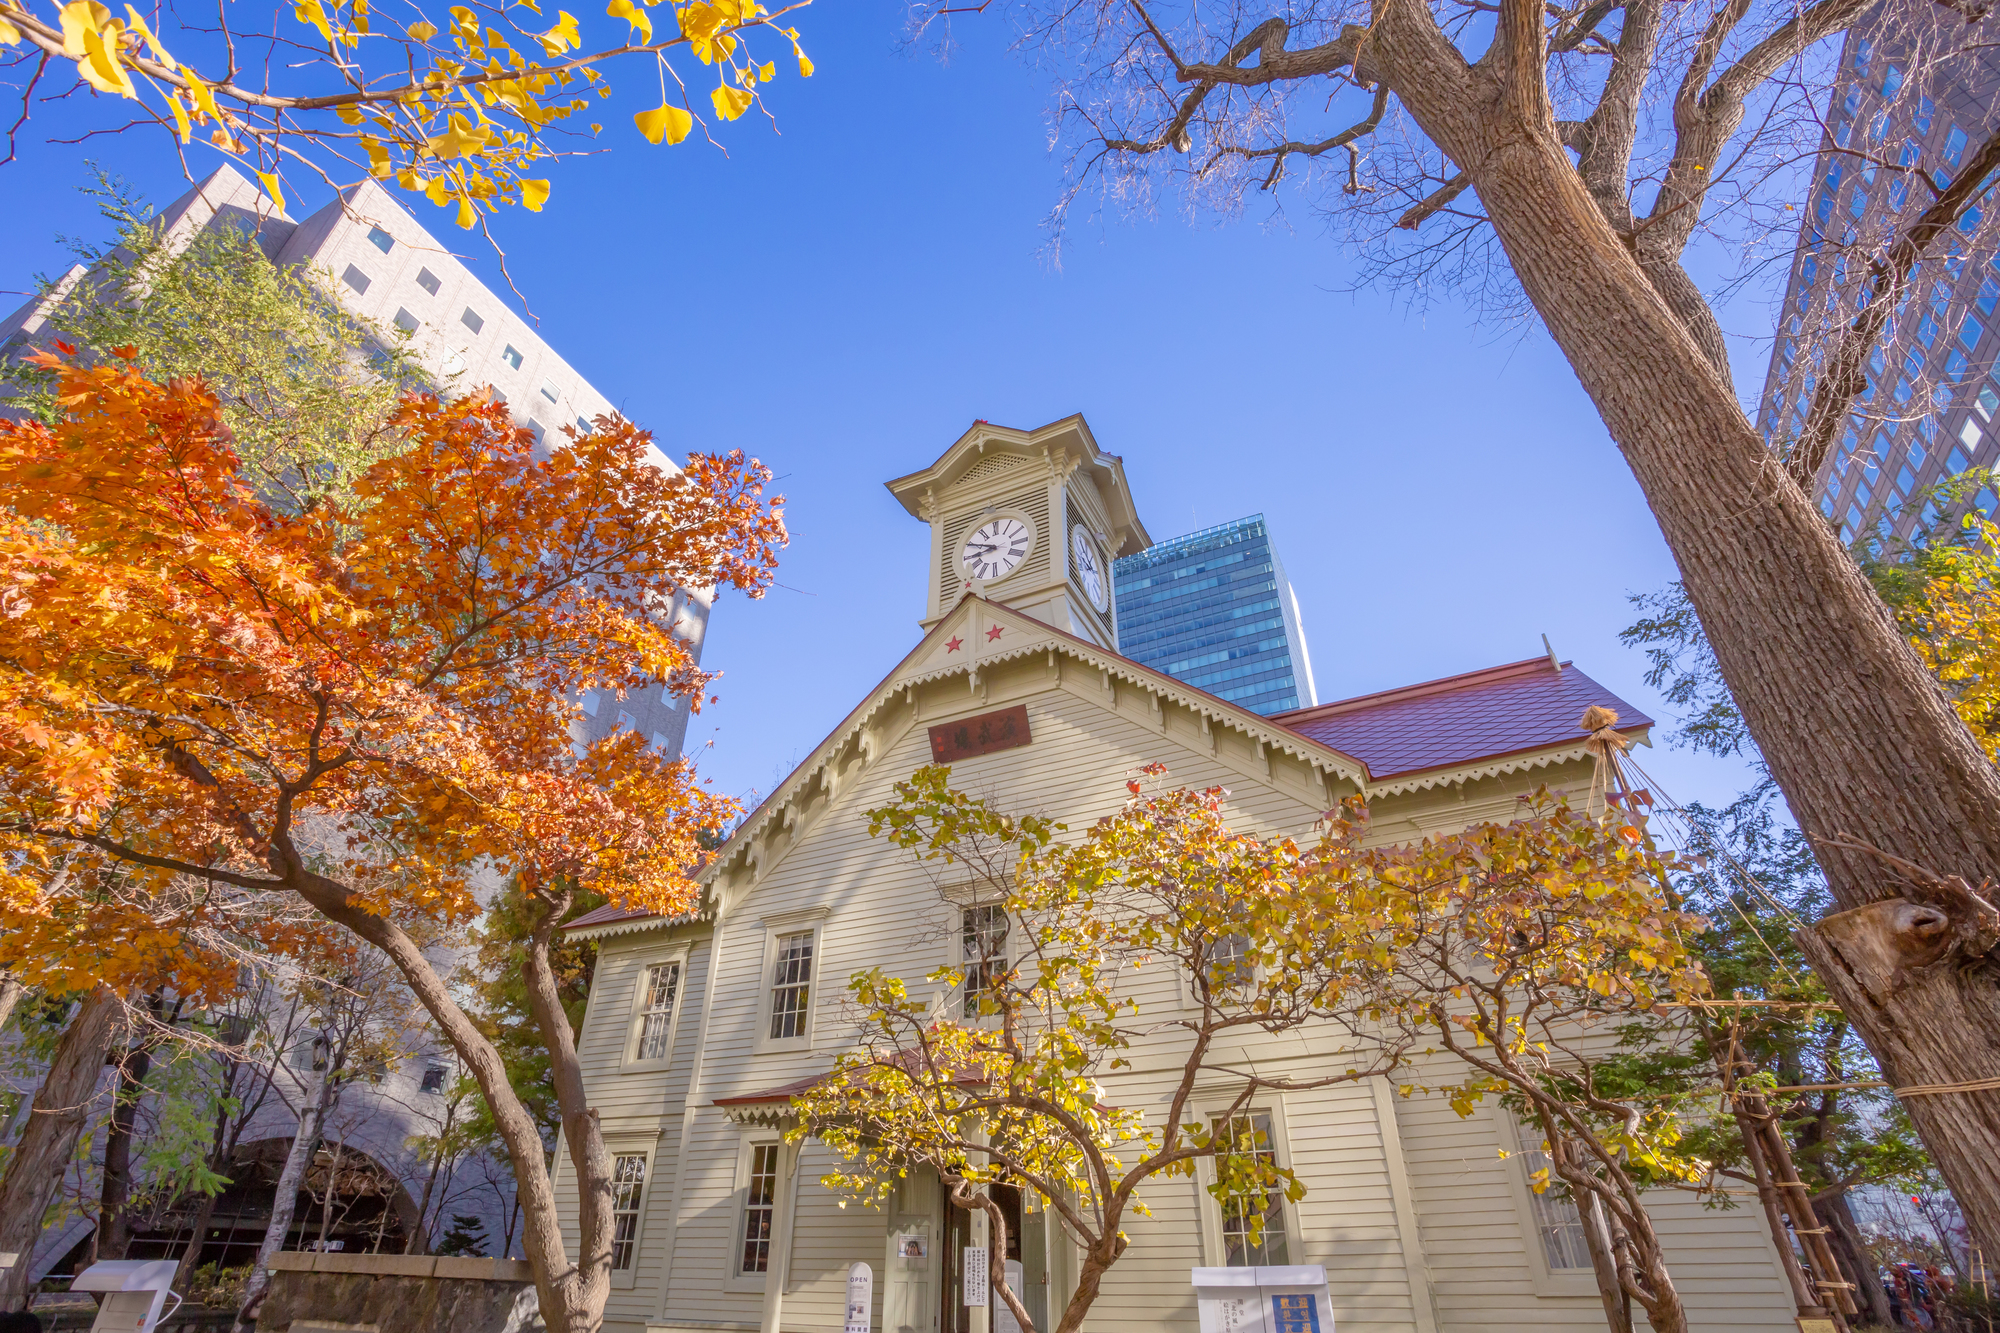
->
846, 1261, 874, 1333
1192, 1265, 1334, 1333
964, 1247, 990, 1308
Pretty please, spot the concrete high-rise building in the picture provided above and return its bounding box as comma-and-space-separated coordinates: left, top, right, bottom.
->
1112, 513, 1318, 716
1, 164, 709, 756
1756, 13, 2000, 548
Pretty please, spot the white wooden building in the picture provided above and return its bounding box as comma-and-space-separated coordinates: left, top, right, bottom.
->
554, 415, 1797, 1333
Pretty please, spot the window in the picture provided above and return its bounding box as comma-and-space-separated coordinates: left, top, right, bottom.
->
1950, 444, 1973, 473
1916, 96, 1935, 136
299, 1036, 330, 1071
1881, 63, 1903, 96
1214, 1112, 1289, 1267
1946, 124, 1969, 168
1206, 933, 1253, 990
960, 904, 1009, 1015
577, 415, 593, 435
1980, 385, 2000, 420
416, 267, 442, 295
502, 344, 524, 371
1847, 188, 1869, 219
461, 307, 484, 333
1514, 1130, 1593, 1271
1963, 315, 1987, 352
580, 688, 600, 717
769, 932, 814, 1040
540, 378, 560, 403
611, 1154, 647, 1271
636, 961, 681, 1061
1852, 36, 1871, 72
341, 264, 371, 294
367, 225, 395, 253
1919, 312, 1941, 347
1948, 348, 1972, 380
1841, 87, 1862, 117
394, 307, 419, 333
651, 730, 670, 751
1895, 464, 1917, 501
740, 1143, 780, 1273
420, 1065, 447, 1093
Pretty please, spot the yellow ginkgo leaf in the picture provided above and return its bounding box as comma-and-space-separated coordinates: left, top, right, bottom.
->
797, 52, 813, 76
294, 0, 334, 43
710, 83, 750, 121
58, 1, 110, 57
632, 102, 691, 144
456, 196, 476, 229
408, 18, 438, 38
79, 22, 137, 97
519, 178, 550, 211
0, 12, 20, 43
164, 90, 192, 141
123, 7, 174, 63
181, 65, 222, 123
256, 170, 288, 214
758, 59, 773, 81
605, 0, 650, 42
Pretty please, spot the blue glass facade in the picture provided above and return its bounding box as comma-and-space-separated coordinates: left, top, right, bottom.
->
1112, 514, 1317, 716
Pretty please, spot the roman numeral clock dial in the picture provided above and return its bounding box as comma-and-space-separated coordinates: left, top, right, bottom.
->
961, 517, 1032, 582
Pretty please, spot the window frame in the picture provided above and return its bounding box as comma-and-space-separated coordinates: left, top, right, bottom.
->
1192, 1093, 1300, 1270
752, 908, 828, 1054
1495, 1108, 1600, 1298
956, 900, 1013, 1022
605, 1144, 653, 1289
725, 1134, 787, 1293
622, 940, 693, 1071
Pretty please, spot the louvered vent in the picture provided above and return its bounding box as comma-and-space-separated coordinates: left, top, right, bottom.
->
961, 452, 1028, 485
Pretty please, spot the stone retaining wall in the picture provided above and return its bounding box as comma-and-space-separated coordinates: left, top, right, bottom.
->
257, 1252, 543, 1333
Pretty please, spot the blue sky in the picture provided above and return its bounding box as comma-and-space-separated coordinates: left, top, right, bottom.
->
0, 0, 1775, 816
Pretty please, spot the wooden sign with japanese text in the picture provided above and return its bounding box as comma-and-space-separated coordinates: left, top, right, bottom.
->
929, 705, 1032, 764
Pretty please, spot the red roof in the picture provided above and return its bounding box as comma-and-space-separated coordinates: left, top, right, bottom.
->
563, 901, 696, 933
714, 1073, 831, 1106
1269, 657, 1650, 781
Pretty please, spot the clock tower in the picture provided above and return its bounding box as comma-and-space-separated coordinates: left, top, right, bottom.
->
885, 415, 1151, 651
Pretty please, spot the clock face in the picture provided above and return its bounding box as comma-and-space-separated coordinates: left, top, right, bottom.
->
1072, 526, 1108, 612
961, 516, 1032, 582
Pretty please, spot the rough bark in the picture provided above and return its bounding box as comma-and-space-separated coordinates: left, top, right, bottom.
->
96, 992, 166, 1263
0, 975, 24, 1036
235, 1062, 333, 1333
0, 988, 124, 1311
1360, 0, 2000, 1265
1819, 1190, 1893, 1329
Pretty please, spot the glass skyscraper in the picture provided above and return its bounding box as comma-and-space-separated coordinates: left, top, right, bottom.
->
1112, 514, 1318, 716
1757, 14, 2000, 549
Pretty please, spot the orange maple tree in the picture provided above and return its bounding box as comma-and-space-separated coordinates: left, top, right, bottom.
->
0, 350, 785, 1333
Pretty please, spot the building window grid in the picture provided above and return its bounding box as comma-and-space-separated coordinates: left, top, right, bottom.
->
1214, 1112, 1290, 1267
768, 931, 813, 1040
637, 961, 681, 1061
740, 1143, 780, 1273
961, 904, 1010, 1013
610, 1154, 646, 1271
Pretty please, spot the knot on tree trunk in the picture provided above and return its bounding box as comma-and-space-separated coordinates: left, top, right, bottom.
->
1801, 838, 2000, 1001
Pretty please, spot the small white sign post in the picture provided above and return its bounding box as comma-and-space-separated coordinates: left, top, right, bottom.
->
72, 1259, 183, 1333
963, 1246, 989, 1308
846, 1261, 874, 1333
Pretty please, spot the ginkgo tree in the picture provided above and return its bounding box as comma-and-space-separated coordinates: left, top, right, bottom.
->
0, 352, 785, 1333
0, 0, 812, 237
793, 764, 1710, 1333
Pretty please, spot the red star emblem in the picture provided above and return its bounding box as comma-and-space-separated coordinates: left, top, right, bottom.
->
946, 636, 964, 653
986, 624, 1004, 642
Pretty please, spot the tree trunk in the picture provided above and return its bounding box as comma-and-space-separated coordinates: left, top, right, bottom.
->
174, 1190, 221, 1295
0, 988, 124, 1311
234, 1063, 332, 1333
1369, 0, 2000, 1264
1819, 1189, 1893, 1329
1576, 1189, 1635, 1333
97, 993, 165, 1263
0, 975, 24, 1036
287, 865, 607, 1333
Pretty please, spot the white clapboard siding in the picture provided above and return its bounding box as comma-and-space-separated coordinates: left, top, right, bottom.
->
559, 614, 1792, 1333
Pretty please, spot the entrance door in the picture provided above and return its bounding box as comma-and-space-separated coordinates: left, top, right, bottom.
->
941, 1180, 983, 1333
884, 1168, 940, 1333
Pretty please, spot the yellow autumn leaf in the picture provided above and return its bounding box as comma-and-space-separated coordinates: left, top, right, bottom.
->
710, 82, 750, 120
456, 196, 476, 229
605, 0, 650, 41
797, 51, 813, 76
425, 173, 453, 205
58, 1, 110, 56
79, 22, 137, 97
758, 59, 773, 81
181, 65, 222, 123
337, 103, 365, 123
295, 0, 334, 43
408, 17, 438, 38
633, 102, 692, 143
534, 9, 577, 53
519, 178, 550, 210
123, 7, 174, 63
164, 90, 192, 141
256, 171, 288, 214
0, 11, 20, 43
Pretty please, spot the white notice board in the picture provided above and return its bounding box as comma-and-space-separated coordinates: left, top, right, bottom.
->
964, 1246, 989, 1308
1192, 1265, 1334, 1333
